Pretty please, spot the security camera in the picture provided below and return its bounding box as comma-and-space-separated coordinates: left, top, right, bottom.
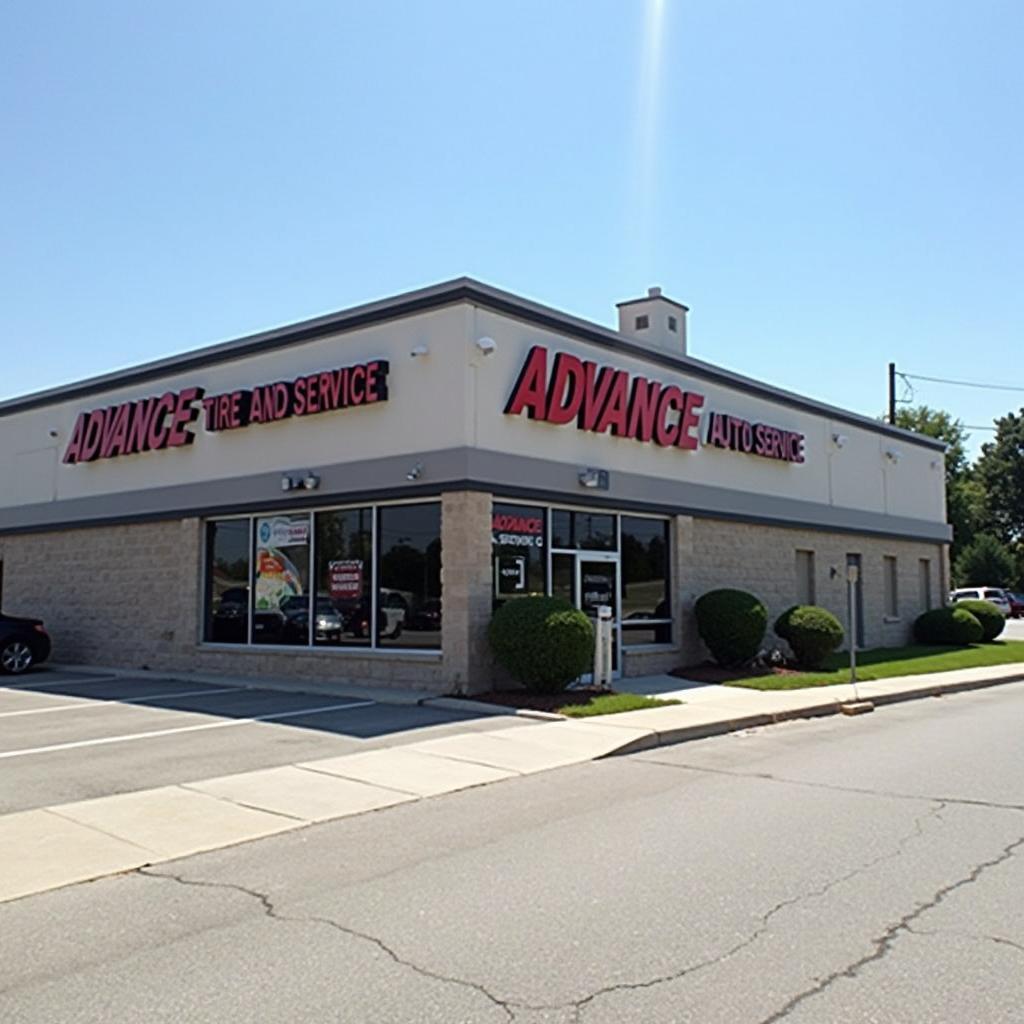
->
831, 433, 848, 449
302, 472, 320, 491
475, 337, 496, 356
406, 462, 423, 481
281, 475, 295, 492
410, 344, 429, 358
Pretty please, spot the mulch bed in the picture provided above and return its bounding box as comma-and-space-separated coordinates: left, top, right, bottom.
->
470, 687, 617, 713
670, 662, 803, 683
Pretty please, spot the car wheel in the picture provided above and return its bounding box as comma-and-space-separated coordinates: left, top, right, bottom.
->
0, 640, 34, 675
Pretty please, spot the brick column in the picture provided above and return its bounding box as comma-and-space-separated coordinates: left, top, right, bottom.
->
441, 490, 494, 695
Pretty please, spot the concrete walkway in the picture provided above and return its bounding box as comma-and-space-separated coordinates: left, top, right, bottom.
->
3, 662, 1022, 904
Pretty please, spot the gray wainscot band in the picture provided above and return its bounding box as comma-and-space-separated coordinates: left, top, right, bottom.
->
0, 446, 952, 544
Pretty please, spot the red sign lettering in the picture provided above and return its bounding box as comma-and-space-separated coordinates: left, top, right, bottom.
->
504, 346, 802, 464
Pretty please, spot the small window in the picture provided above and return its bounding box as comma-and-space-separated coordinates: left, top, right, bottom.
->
667, 315, 678, 332
795, 550, 815, 605
884, 556, 899, 618
918, 559, 932, 610
635, 314, 649, 330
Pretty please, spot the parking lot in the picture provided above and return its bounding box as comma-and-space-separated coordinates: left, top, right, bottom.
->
0, 670, 526, 815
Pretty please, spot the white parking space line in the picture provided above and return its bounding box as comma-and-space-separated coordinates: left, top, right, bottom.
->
0, 686, 244, 719
0, 700, 376, 760
2, 675, 122, 691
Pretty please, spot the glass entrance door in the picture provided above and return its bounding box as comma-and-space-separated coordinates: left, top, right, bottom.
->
576, 554, 620, 675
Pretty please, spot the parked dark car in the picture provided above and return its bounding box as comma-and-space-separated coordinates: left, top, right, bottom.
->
0, 614, 51, 675
1009, 593, 1024, 619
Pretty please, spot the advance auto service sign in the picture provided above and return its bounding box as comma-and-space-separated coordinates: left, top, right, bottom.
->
504, 346, 805, 464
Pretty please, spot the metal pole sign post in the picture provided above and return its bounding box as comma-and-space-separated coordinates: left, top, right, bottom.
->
593, 605, 614, 691
847, 564, 859, 699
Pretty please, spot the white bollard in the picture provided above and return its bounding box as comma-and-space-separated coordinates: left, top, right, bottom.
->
593, 605, 614, 691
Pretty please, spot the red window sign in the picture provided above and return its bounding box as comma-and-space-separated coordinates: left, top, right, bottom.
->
328, 560, 363, 600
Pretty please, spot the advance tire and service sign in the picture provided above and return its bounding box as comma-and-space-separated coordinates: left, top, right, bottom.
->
62, 359, 389, 465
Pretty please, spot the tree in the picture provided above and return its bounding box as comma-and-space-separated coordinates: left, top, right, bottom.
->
953, 534, 1016, 589
894, 406, 977, 558
974, 410, 1024, 545
894, 406, 969, 479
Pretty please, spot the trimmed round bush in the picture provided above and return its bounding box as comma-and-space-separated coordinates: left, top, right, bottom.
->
952, 599, 1005, 642
488, 596, 594, 694
913, 606, 983, 646
775, 605, 844, 669
695, 589, 767, 668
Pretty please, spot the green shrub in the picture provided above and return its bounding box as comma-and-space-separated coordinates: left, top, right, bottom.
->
488, 596, 594, 694
952, 599, 1006, 642
913, 606, 983, 646
695, 589, 767, 667
774, 605, 845, 669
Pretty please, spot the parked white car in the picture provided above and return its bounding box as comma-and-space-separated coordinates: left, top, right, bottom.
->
948, 587, 1012, 617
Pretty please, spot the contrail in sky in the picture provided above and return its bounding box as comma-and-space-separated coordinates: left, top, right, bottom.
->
629, 0, 667, 279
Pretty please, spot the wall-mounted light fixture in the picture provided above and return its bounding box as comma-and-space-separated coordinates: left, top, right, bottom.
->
406, 462, 423, 482
410, 344, 429, 358
578, 467, 609, 490
281, 474, 296, 492
475, 337, 496, 356
831, 433, 848, 449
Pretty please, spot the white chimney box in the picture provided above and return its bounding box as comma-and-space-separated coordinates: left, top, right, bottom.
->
616, 286, 689, 355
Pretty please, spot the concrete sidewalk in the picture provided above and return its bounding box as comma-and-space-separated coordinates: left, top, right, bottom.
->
3, 662, 1023, 904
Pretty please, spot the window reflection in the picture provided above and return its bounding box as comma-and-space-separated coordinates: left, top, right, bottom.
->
377, 504, 442, 649
204, 520, 250, 643
314, 508, 373, 646
620, 515, 671, 643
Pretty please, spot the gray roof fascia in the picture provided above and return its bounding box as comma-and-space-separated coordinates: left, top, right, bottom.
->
0, 276, 945, 453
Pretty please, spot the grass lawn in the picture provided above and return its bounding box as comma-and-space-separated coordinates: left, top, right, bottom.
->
725, 640, 1024, 691
559, 693, 683, 717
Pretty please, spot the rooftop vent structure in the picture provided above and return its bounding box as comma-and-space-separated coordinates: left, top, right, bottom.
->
616, 286, 689, 355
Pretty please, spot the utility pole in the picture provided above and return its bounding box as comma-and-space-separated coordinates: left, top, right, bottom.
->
888, 362, 897, 425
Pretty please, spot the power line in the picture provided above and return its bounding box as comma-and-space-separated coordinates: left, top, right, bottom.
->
901, 372, 1024, 393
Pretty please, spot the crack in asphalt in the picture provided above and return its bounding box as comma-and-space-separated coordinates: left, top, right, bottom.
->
137, 867, 521, 1021
907, 925, 1024, 958
633, 758, 1024, 814
137, 801, 951, 1022
563, 801, 948, 1019
752, 835, 1024, 1023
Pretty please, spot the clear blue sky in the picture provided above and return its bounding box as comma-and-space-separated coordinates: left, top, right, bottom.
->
3, 1, 1021, 458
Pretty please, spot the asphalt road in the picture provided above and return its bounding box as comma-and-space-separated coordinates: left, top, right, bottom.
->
2, 682, 1023, 1023
0, 670, 530, 814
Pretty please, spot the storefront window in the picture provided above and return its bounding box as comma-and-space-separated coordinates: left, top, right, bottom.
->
620, 516, 671, 644
253, 514, 311, 645
314, 508, 373, 647
377, 503, 441, 649
492, 502, 546, 604
204, 519, 250, 643
550, 509, 617, 551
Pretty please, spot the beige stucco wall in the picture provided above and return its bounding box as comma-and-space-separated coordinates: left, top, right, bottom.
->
1, 297, 946, 538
